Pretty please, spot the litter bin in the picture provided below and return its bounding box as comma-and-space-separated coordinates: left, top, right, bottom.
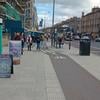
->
79, 36, 91, 56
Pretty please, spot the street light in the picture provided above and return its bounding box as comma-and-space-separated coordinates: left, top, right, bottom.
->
0, 18, 3, 54
51, 0, 55, 46
52, 0, 55, 26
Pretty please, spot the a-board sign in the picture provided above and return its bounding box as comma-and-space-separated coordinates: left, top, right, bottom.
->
9, 41, 21, 57
0, 54, 11, 78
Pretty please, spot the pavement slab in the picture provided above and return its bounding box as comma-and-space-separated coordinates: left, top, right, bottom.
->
0, 47, 65, 100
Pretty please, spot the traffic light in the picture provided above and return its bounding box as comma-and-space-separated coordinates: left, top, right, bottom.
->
39, 19, 43, 27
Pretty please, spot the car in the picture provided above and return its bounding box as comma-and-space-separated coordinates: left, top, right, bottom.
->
95, 37, 100, 42
74, 35, 80, 40
64, 36, 72, 41
81, 36, 90, 40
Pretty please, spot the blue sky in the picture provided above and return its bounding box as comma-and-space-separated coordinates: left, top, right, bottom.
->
35, 3, 53, 28
36, 0, 100, 27
36, 4, 52, 16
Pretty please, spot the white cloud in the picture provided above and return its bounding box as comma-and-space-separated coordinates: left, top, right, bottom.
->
89, 0, 100, 7
36, 0, 100, 27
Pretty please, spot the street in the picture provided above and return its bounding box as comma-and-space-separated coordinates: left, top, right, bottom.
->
44, 49, 100, 100
1, 0, 100, 100
1, 42, 100, 100
65, 40, 100, 55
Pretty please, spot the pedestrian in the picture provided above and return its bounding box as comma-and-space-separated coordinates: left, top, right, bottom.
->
69, 35, 72, 50
27, 35, 32, 51
21, 33, 25, 54
61, 36, 64, 48
58, 37, 62, 48
40, 35, 44, 49
14, 32, 24, 55
36, 36, 41, 50
14, 32, 21, 40
43, 35, 48, 49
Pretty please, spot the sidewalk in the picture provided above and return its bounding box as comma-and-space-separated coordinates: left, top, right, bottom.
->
51, 43, 100, 81
0, 46, 65, 100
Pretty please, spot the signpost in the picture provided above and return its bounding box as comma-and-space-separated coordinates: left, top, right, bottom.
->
0, 18, 3, 54
0, 54, 11, 78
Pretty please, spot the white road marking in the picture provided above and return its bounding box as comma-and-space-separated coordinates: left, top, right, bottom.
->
55, 56, 66, 59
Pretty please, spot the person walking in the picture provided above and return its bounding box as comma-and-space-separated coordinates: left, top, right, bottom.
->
14, 32, 25, 55
40, 35, 44, 49
36, 36, 41, 50
21, 33, 26, 54
58, 36, 62, 48
69, 34, 72, 50
14, 32, 21, 40
27, 35, 32, 51
43, 35, 48, 49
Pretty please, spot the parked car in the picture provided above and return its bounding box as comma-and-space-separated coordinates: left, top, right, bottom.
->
74, 35, 80, 40
64, 36, 72, 41
81, 36, 90, 40
95, 37, 100, 42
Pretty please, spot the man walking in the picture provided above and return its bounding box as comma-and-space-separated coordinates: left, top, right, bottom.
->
36, 36, 41, 50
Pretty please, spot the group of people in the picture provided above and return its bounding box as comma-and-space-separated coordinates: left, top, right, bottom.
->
14, 32, 26, 54
13, 32, 65, 55
55, 35, 64, 48
14, 32, 49, 54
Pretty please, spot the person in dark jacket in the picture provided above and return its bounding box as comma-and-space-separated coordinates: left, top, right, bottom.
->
36, 36, 41, 50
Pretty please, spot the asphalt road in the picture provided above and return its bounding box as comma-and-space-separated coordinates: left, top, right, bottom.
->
65, 40, 100, 55
46, 51, 100, 100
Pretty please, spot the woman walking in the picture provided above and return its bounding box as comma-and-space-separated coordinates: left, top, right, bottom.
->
27, 35, 32, 51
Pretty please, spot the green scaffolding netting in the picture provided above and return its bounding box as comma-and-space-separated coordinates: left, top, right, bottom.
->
1, 2, 21, 20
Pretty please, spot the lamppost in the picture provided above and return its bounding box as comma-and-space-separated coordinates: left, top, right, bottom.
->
43, 17, 46, 30
51, 0, 55, 46
0, 18, 3, 54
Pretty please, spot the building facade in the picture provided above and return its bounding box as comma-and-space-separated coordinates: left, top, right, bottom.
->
24, 0, 38, 31
66, 17, 81, 33
0, 0, 24, 20
53, 17, 81, 34
81, 7, 100, 38
0, 0, 27, 45
0, 0, 26, 33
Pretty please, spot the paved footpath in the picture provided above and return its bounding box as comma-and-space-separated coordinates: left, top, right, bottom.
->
1, 41, 100, 100
0, 47, 65, 100
50, 43, 100, 81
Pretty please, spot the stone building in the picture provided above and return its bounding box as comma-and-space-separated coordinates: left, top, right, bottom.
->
24, 0, 38, 31
66, 17, 81, 33
53, 17, 81, 34
81, 7, 100, 38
